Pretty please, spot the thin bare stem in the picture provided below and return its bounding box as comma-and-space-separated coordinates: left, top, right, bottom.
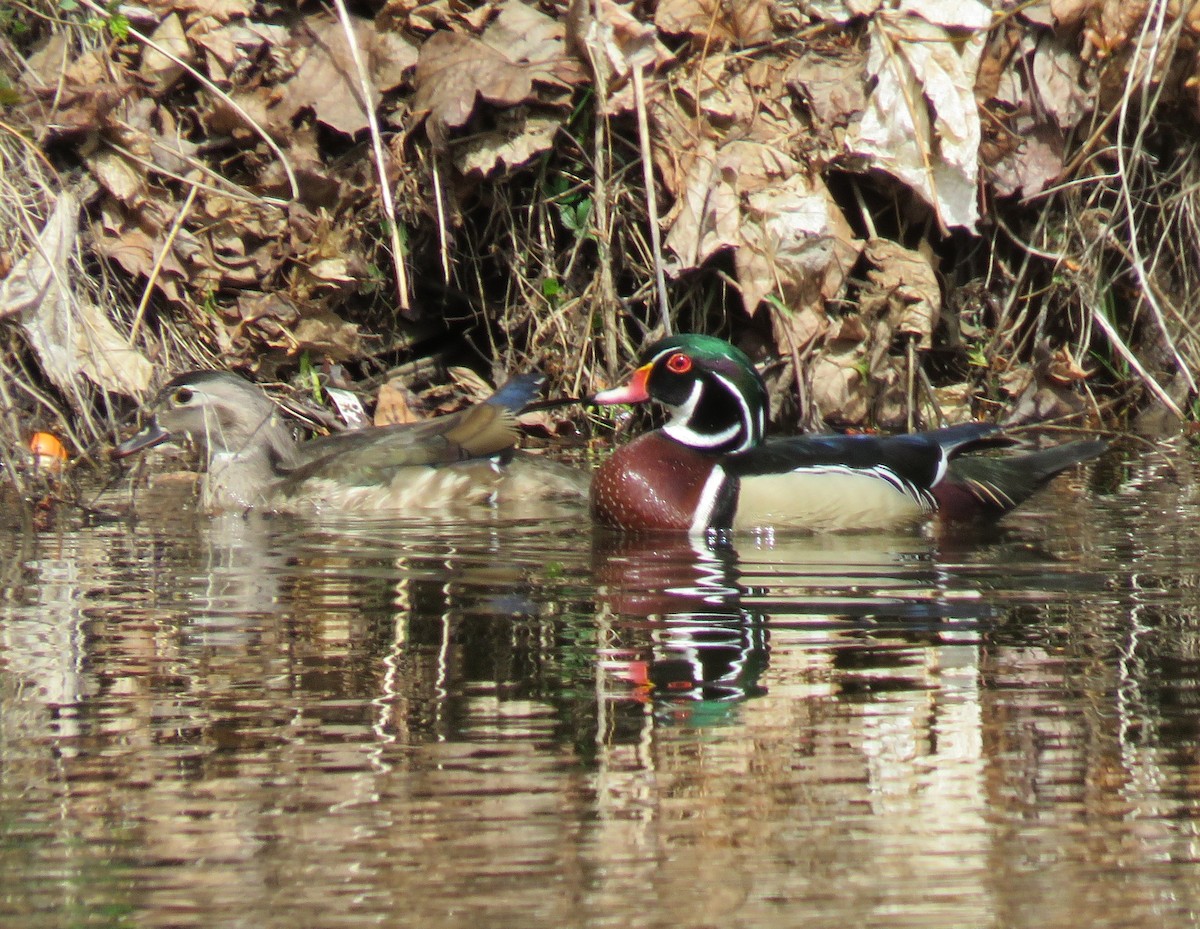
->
331, 0, 410, 310
632, 68, 670, 335
129, 182, 197, 345
1113, 0, 1196, 394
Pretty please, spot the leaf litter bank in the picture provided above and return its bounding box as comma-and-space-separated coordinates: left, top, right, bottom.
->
1, 0, 1197, 510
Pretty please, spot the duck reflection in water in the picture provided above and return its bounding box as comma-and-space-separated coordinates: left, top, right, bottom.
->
589, 527, 1010, 726
591, 530, 768, 722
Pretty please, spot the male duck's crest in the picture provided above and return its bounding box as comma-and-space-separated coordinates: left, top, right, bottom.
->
590, 334, 1107, 534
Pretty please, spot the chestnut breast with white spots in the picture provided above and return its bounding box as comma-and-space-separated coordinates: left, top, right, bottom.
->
590, 432, 724, 531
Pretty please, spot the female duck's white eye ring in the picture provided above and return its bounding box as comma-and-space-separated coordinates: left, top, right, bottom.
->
666, 353, 692, 374
172, 387, 194, 405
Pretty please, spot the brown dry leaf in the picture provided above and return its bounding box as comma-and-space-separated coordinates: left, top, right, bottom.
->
736, 172, 861, 315
858, 239, 940, 350
378, 0, 501, 33
658, 91, 860, 317
1032, 34, 1088, 130
566, 0, 674, 106
674, 51, 741, 121
276, 14, 417, 137
234, 293, 364, 361
412, 30, 536, 146
22, 30, 70, 87
448, 366, 496, 404
92, 202, 191, 303
1004, 381, 1087, 425
986, 125, 1065, 197
375, 381, 423, 426
146, 0, 253, 21
481, 1, 584, 87
999, 365, 1033, 398
932, 382, 976, 422
140, 13, 192, 93
85, 150, 147, 205
26, 77, 127, 138
804, 0, 886, 21
1, 190, 153, 396
202, 85, 273, 139
307, 258, 356, 284
786, 48, 867, 128
1044, 344, 1090, 384
655, 0, 775, 47
258, 127, 348, 205
852, 8, 990, 231
1050, 0, 1099, 28
190, 19, 291, 71
292, 309, 363, 361
771, 305, 827, 357
662, 138, 742, 273
809, 346, 871, 426
869, 356, 910, 431
455, 112, 562, 176
116, 100, 201, 177
188, 194, 294, 291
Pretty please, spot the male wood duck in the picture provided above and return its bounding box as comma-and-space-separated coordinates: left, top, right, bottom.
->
114, 370, 587, 514
589, 334, 1106, 533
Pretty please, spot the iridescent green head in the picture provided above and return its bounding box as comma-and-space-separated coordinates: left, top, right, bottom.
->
593, 334, 767, 453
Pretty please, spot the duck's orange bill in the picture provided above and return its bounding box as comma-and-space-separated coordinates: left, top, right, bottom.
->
590, 363, 652, 405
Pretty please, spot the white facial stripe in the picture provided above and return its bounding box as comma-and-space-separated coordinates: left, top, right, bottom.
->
662, 379, 704, 429
711, 371, 759, 450
690, 464, 728, 534
665, 419, 741, 449
660, 370, 759, 453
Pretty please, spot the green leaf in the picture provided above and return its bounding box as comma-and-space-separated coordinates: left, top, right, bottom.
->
299, 352, 323, 403
107, 13, 131, 40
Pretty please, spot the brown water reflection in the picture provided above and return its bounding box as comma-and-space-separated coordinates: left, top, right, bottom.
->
3, 451, 1200, 928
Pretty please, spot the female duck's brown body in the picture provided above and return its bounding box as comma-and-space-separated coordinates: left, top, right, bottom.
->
115, 370, 586, 515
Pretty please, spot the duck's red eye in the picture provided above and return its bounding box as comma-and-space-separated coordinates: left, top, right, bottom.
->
666, 353, 692, 374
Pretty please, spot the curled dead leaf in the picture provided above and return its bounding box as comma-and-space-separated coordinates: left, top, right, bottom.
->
412, 30, 536, 147
375, 381, 423, 426
276, 15, 418, 137
655, 0, 775, 47
455, 112, 562, 176
809, 346, 871, 426
139, 13, 192, 93
566, 0, 673, 104
859, 239, 941, 350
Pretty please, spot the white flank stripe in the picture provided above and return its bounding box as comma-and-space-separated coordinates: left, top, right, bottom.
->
690, 464, 728, 534
932, 450, 949, 486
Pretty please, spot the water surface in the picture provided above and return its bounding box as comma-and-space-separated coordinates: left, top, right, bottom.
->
3, 449, 1200, 928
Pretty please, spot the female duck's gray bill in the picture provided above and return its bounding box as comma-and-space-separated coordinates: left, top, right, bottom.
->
113, 422, 171, 458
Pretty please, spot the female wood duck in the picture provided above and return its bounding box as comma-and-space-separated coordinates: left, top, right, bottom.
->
590, 334, 1106, 533
114, 370, 587, 515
